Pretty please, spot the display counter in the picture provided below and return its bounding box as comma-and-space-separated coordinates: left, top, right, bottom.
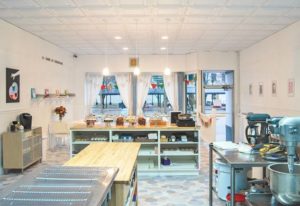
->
65, 142, 141, 206
69, 124, 200, 175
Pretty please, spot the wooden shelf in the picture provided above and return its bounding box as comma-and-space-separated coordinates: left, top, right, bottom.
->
70, 127, 200, 175
34, 93, 75, 99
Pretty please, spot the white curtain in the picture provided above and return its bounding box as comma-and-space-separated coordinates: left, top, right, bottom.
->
115, 73, 132, 115
137, 73, 152, 115
163, 73, 179, 111
85, 72, 103, 107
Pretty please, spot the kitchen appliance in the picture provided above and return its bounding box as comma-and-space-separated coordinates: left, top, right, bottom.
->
215, 159, 249, 201
268, 163, 300, 205
19, 113, 32, 130
171, 111, 181, 124
176, 119, 195, 127
266, 117, 300, 205
245, 113, 270, 145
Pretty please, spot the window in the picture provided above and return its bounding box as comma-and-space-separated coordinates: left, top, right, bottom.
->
92, 76, 128, 115
142, 75, 172, 116
185, 73, 197, 114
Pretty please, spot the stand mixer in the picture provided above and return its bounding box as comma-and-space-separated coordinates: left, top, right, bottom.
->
277, 117, 300, 173
267, 117, 300, 205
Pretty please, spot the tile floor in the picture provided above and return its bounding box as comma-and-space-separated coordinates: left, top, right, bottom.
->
0, 142, 225, 206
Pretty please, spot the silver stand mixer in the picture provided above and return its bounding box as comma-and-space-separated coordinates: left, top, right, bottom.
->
267, 117, 300, 205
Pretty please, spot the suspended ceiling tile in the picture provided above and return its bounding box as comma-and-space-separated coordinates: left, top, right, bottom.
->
213, 16, 244, 24
0, 0, 40, 8
244, 16, 276, 24
189, 0, 227, 6
227, 0, 265, 7
48, 8, 85, 17
219, 6, 255, 16
186, 6, 219, 16
74, 0, 110, 7
263, 0, 295, 7
0, 9, 22, 18
18, 8, 52, 17
286, 8, 300, 17
36, 0, 76, 8
82, 6, 117, 16
58, 17, 91, 24
254, 7, 290, 16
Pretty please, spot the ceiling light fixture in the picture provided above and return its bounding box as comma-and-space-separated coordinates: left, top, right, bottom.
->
161, 36, 168, 40
160, 47, 167, 50
114, 36, 122, 40
164, 18, 171, 76
123, 47, 129, 51
102, 67, 110, 76
133, 19, 140, 76
102, 19, 110, 76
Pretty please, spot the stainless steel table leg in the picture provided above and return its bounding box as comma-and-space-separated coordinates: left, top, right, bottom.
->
209, 143, 213, 206
231, 167, 235, 206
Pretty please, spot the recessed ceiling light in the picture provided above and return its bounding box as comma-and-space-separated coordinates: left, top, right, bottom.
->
123, 47, 129, 51
161, 36, 168, 40
160, 47, 167, 50
114, 36, 122, 40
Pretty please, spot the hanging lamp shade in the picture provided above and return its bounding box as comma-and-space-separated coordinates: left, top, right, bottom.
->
102, 67, 110, 76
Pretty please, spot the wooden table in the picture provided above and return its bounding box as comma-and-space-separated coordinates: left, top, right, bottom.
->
65, 142, 141, 206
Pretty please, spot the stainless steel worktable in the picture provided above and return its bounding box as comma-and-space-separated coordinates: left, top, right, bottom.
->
0, 166, 119, 206
208, 143, 273, 206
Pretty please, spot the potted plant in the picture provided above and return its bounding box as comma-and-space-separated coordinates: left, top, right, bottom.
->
54, 106, 67, 121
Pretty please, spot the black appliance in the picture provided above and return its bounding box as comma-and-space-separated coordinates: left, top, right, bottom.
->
171, 111, 181, 124
176, 119, 195, 127
19, 113, 32, 130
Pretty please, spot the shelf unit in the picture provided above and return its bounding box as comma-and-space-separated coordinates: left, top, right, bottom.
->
2, 127, 42, 173
70, 126, 200, 175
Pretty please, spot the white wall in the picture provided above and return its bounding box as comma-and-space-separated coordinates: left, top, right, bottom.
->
239, 20, 300, 141
0, 19, 75, 171
73, 52, 239, 121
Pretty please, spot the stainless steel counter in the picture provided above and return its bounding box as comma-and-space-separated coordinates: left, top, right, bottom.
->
209, 144, 275, 206
0, 166, 118, 206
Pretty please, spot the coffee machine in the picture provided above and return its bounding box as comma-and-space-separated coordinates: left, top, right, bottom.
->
245, 113, 271, 145
19, 113, 32, 130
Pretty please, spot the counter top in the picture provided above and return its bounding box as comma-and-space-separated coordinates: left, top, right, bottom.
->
70, 123, 199, 131
65, 142, 141, 183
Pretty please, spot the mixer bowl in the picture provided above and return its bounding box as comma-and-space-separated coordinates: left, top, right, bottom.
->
267, 163, 300, 205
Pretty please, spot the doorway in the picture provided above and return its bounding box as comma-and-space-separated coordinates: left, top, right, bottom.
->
202, 71, 234, 141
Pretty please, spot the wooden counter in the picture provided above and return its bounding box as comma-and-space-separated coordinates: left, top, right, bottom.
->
71, 123, 199, 131
65, 142, 141, 183
65, 142, 141, 206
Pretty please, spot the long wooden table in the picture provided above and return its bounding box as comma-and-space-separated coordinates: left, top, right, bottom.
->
65, 142, 141, 206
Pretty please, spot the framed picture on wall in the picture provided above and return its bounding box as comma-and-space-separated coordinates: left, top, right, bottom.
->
259, 82, 263, 96
272, 80, 277, 97
288, 78, 295, 97
249, 84, 253, 95
6, 68, 20, 103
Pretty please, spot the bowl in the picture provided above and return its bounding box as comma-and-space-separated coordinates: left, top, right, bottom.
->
267, 163, 300, 205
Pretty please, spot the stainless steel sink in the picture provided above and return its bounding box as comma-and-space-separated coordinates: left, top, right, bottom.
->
268, 163, 300, 205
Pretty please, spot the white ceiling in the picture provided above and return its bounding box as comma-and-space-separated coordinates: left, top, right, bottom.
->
0, 0, 299, 55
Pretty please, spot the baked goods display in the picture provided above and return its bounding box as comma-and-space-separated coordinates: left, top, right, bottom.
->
138, 116, 146, 126
116, 116, 124, 126
85, 114, 97, 127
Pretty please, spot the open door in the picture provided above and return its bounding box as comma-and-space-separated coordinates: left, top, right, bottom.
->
202, 71, 234, 141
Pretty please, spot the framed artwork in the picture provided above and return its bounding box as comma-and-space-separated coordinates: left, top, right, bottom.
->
249, 84, 252, 95
259, 82, 263, 96
31, 88, 36, 99
288, 79, 295, 97
272, 81, 277, 96
6, 68, 20, 103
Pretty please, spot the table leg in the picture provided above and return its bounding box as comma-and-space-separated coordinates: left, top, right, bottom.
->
231, 167, 236, 206
209, 143, 213, 206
